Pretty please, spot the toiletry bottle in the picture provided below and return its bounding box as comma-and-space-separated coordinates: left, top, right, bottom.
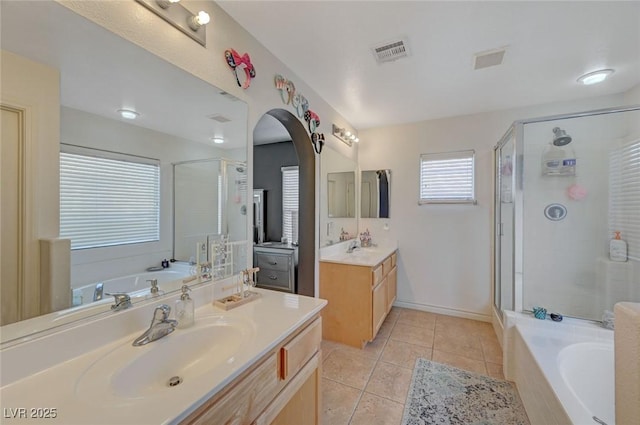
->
610, 231, 628, 262
175, 285, 194, 328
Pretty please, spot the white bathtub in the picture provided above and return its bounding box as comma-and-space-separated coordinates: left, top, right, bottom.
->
505, 312, 615, 425
72, 265, 194, 306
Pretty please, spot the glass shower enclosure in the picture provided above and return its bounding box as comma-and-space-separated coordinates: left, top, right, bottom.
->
173, 158, 248, 278
494, 105, 640, 323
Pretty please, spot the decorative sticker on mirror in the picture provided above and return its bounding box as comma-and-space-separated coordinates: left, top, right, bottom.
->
224, 48, 256, 89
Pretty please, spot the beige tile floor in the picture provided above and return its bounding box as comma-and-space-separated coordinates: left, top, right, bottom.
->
321, 307, 505, 425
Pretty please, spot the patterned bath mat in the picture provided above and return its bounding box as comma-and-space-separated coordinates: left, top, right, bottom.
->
402, 359, 530, 425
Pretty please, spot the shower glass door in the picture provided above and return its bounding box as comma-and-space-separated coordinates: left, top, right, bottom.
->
494, 132, 516, 315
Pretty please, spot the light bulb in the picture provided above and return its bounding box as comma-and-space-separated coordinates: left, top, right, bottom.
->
345, 131, 352, 138
211, 137, 224, 144
354, 137, 359, 143
156, 0, 180, 9
189, 11, 210, 30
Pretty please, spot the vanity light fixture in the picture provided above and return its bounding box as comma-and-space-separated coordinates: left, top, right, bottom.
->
577, 69, 614, 85
332, 124, 359, 147
118, 109, 139, 120
135, 0, 209, 47
210, 137, 224, 144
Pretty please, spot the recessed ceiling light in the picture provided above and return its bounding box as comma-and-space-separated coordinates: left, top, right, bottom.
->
118, 109, 139, 119
577, 69, 614, 85
211, 137, 224, 144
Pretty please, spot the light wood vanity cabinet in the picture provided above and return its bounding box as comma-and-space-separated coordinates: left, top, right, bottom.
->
320, 250, 398, 348
181, 316, 322, 425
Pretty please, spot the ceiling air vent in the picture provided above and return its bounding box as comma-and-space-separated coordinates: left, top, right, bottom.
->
372, 38, 410, 64
207, 114, 231, 123
473, 47, 506, 70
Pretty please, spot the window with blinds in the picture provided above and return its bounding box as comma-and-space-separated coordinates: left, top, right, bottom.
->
609, 139, 640, 260
281, 166, 299, 244
60, 145, 160, 250
419, 150, 476, 204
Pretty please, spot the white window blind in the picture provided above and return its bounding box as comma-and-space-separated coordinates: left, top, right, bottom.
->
282, 166, 299, 244
60, 145, 160, 250
419, 150, 476, 204
609, 139, 640, 260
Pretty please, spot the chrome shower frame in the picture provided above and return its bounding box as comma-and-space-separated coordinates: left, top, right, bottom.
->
492, 104, 640, 326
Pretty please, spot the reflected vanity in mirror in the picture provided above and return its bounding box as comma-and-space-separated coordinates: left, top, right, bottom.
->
0, 2, 248, 343
361, 170, 391, 219
320, 147, 358, 246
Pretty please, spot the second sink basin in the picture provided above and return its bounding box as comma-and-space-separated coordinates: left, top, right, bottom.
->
75, 314, 255, 404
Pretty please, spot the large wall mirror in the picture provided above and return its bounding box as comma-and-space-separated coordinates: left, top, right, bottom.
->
0, 2, 248, 343
320, 147, 357, 247
361, 170, 391, 218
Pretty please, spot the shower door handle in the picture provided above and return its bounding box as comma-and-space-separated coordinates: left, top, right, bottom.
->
499, 223, 504, 236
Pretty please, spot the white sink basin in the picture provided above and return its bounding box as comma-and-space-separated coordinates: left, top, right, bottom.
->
75, 315, 255, 404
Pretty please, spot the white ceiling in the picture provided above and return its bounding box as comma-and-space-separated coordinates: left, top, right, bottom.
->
1, 1, 248, 150
218, 1, 640, 130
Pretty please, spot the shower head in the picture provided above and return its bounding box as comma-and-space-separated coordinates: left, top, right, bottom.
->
552, 127, 572, 146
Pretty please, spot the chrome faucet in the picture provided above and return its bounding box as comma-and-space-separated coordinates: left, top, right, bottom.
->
132, 304, 178, 346
108, 292, 131, 311
346, 240, 360, 253
93, 282, 104, 301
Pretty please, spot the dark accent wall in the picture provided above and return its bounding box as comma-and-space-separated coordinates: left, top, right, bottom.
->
253, 141, 298, 243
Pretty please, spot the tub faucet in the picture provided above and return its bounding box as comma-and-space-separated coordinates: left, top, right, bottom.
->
132, 304, 178, 346
93, 282, 104, 301
107, 293, 131, 311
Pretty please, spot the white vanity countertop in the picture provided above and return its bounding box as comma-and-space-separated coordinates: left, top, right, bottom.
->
0, 288, 327, 425
319, 239, 398, 267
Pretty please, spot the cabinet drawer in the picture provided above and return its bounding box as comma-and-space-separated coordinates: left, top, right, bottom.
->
372, 264, 383, 286
257, 269, 293, 291
382, 256, 393, 277
188, 353, 280, 424
257, 253, 291, 272
280, 318, 321, 380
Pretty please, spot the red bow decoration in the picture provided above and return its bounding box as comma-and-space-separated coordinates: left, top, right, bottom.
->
225, 49, 256, 89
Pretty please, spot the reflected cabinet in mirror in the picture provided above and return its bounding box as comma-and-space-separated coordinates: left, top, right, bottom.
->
320, 147, 357, 247
0, 1, 248, 343
361, 170, 391, 218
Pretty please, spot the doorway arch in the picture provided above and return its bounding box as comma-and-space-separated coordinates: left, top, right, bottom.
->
255, 108, 315, 297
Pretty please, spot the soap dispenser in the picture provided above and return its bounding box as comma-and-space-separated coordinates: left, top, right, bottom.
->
145, 279, 165, 299
175, 285, 194, 328
610, 231, 628, 262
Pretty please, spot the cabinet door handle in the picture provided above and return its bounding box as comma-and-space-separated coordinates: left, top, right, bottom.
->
268, 275, 278, 280
269, 261, 277, 265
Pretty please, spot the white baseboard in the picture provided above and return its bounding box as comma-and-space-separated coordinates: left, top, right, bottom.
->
393, 300, 491, 323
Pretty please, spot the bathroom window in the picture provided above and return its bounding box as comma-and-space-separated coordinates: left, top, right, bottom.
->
609, 139, 640, 258
281, 166, 299, 244
60, 145, 160, 250
419, 150, 476, 204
